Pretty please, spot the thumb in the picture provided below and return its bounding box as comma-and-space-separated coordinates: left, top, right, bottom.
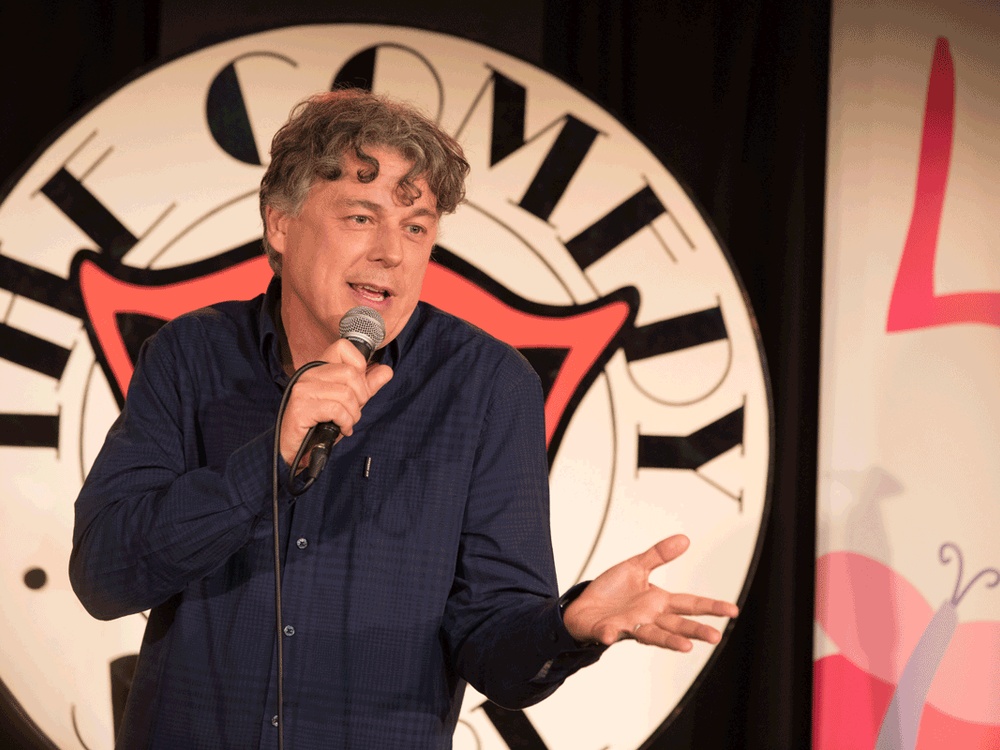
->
634, 534, 690, 573
366, 364, 394, 396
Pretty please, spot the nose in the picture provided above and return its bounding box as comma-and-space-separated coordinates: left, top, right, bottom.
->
369, 224, 404, 267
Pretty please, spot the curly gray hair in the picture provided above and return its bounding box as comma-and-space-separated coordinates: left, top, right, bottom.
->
259, 88, 470, 275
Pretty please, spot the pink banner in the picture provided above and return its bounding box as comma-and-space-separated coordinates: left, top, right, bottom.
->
819, 2, 1000, 748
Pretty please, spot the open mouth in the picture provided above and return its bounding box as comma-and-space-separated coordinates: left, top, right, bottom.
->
350, 283, 391, 303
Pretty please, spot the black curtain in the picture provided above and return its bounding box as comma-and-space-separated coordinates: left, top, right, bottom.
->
540, 2, 827, 747
0, 2, 826, 747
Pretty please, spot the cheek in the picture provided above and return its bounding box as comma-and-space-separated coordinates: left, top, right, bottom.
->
405, 253, 433, 286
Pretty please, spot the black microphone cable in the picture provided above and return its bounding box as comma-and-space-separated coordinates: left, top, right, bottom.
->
271, 358, 325, 750
268, 305, 384, 750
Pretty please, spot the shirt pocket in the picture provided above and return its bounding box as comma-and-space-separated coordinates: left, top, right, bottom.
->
362, 456, 468, 540
356, 457, 470, 619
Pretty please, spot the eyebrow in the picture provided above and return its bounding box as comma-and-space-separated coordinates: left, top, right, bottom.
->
344, 199, 381, 212
408, 207, 439, 220
343, 198, 438, 221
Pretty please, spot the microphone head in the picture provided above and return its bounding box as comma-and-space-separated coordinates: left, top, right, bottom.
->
339, 306, 386, 360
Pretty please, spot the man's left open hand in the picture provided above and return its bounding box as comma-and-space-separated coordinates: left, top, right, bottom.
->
562, 534, 739, 650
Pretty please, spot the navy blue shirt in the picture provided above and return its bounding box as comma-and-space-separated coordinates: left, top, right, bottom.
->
70, 281, 603, 749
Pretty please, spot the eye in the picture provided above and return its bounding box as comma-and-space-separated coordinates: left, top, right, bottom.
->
405, 224, 427, 235
348, 215, 371, 225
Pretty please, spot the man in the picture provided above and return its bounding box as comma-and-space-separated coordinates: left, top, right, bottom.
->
71, 89, 738, 749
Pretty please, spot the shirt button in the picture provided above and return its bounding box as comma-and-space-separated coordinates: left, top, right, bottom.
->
283, 625, 295, 637
296, 537, 308, 549
271, 715, 279, 727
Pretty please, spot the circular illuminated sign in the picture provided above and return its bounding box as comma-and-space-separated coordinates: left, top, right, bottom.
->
0, 24, 771, 749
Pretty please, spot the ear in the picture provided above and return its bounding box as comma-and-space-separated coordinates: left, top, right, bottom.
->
264, 205, 290, 254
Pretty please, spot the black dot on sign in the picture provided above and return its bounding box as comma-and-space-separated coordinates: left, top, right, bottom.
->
24, 568, 47, 590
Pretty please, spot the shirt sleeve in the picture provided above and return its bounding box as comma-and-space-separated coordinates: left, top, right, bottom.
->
441, 351, 607, 709
69, 319, 285, 621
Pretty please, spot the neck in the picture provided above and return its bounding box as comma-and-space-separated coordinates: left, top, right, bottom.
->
274, 282, 339, 375
274, 293, 336, 376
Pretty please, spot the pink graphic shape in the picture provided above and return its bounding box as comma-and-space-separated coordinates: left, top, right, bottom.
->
886, 36, 1000, 332
79, 253, 630, 453
816, 552, 932, 685
815, 551, 1000, 730
79, 255, 273, 399
420, 261, 630, 450
814, 655, 1000, 750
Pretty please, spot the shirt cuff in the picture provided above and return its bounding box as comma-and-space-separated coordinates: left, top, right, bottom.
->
224, 427, 298, 516
529, 581, 607, 683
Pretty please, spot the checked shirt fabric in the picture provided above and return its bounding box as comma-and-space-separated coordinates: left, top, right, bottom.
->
71, 280, 604, 749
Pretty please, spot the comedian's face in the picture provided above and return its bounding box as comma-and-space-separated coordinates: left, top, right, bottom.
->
266, 146, 439, 354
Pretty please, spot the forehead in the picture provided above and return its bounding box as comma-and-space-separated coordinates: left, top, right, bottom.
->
326, 146, 438, 210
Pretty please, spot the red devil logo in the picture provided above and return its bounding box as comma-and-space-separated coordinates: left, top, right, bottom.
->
73, 242, 637, 464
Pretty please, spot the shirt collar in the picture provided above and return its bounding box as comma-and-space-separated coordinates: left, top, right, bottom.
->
380, 302, 423, 369
258, 276, 287, 385
256, 275, 424, 376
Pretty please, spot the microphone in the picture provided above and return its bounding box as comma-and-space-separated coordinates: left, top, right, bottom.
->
337, 304, 386, 361
302, 306, 386, 479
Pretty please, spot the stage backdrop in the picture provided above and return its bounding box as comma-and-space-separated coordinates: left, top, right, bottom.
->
816, 0, 1000, 748
1, 2, 827, 749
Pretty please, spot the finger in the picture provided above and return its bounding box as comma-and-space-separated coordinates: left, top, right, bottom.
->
663, 593, 739, 619
307, 365, 391, 426
279, 391, 363, 463
280, 372, 363, 441
307, 396, 363, 436
633, 534, 690, 572
321, 337, 370, 369
291, 377, 366, 425
631, 623, 694, 652
652, 613, 724, 644
289, 361, 388, 437
300, 362, 372, 410
365, 363, 394, 396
